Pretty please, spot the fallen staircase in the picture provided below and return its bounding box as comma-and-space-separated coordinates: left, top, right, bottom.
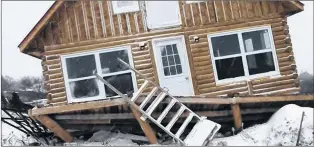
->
94, 58, 221, 146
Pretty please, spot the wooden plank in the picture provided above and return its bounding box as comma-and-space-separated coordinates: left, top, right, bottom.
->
199, 2, 209, 25
101, 0, 112, 37
35, 115, 73, 142
214, 1, 224, 22
261, 1, 270, 16
253, 1, 263, 17
184, 3, 193, 27
223, 0, 232, 21
246, 1, 255, 18
239, 0, 248, 18
129, 106, 157, 144
192, 3, 201, 26
231, 1, 240, 19
207, 1, 216, 23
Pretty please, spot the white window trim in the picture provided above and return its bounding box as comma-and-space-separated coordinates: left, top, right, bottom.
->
111, 1, 140, 14
61, 46, 138, 103
207, 26, 280, 85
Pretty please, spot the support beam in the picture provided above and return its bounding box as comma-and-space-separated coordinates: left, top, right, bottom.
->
129, 106, 157, 144
231, 103, 243, 133
35, 115, 73, 142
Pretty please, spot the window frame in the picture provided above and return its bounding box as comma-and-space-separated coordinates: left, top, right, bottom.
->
207, 25, 280, 85
61, 46, 138, 103
111, 1, 140, 14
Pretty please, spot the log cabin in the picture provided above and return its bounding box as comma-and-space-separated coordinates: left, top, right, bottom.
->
18, 0, 313, 143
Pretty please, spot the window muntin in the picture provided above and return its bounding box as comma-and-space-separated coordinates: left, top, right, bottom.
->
161, 44, 183, 76
111, 1, 140, 14
61, 47, 137, 103
208, 26, 279, 84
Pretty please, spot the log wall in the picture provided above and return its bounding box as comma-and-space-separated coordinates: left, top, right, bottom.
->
37, 0, 299, 106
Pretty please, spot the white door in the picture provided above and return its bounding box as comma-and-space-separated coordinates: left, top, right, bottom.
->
152, 36, 194, 96
145, 1, 181, 29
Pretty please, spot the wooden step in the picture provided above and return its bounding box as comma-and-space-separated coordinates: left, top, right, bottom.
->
156, 99, 177, 123
175, 113, 194, 138
140, 92, 167, 121
131, 80, 149, 101
166, 106, 186, 131
140, 87, 158, 109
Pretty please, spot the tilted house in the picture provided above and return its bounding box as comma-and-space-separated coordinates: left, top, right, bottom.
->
18, 0, 308, 143
19, 0, 303, 106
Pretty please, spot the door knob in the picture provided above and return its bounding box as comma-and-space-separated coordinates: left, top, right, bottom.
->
185, 76, 189, 80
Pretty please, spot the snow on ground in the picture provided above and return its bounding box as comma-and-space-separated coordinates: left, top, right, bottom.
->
209, 104, 314, 146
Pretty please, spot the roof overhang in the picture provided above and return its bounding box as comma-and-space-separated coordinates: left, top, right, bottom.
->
18, 1, 64, 55
17, 0, 304, 59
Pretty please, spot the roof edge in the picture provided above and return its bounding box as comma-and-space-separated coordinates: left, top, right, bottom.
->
18, 1, 64, 53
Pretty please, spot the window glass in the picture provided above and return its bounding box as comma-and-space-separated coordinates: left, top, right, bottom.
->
161, 44, 183, 76
99, 50, 130, 74
242, 29, 271, 52
215, 57, 245, 80
103, 73, 134, 97
211, 34, 241, 57
69, 79, 99, 99
247, 52, 275, 75
66, 55, 96, 79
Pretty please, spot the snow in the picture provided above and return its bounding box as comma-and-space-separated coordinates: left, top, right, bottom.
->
209, 104, 314, 146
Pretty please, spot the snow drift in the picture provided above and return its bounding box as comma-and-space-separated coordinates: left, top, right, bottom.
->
209, 104, 314, 146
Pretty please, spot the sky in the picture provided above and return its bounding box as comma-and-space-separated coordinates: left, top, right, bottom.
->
1, 1, 313, 79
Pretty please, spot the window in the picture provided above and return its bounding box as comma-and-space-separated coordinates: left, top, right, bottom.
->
61, 47, 137, 103
208, 26, 279, 84
161, 44, 183, 76
111, 1, 140, 14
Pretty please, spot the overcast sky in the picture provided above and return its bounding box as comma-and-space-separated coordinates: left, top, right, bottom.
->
1, 1, 313, 79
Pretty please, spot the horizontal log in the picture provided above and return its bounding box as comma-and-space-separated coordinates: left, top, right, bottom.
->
190, 42, 209, 49
133, 54, 151, 61
132, 50, 150, 56
275, 37, 291, 45
193, 60, 211, 67
191, 47, 209, 53
253, 83, 297, 94
134, 59, 152, 65
51, 92, 66, 98
199, 82, 247, 94
280, 64, 297, 72
276, 46, 292, 54
51, 101, 68, 106
48, 64, 61, 70
256, 87, 300, 96
191, 51, 210, 57
50, 82, 65, 89
48, 73, 63, 80
275, 43, 292, 49
278, 55, 294, 62
50, 87, 66, 94
48, 78, 64, 85
48, 68, 62, 75
45, 59, 60, 65
277, 52, 293, 59
132, 46, 149, 52
252, 73, 298, 85
137, 68, 154, 74
253, 79, 297, 90
135, 63, 152, 70
196, 73, 214, 80
279, 61, 295, 68
280, 70, 296, 76
201, 87, 248, 97
58, 120, 111, 125
48, 97, 67, 103
274, 34, 290, 41
197, 78, 215, 85
195, 69, 213, 75
45, 55, 60, 61
272, 29, 289, 36
197, 82, 216, 89
194, 65, 213, 71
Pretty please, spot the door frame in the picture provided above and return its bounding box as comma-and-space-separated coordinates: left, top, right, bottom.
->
151, 35, 195, 96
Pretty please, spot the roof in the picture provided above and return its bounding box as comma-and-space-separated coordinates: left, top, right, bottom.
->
17, 0, 304, 57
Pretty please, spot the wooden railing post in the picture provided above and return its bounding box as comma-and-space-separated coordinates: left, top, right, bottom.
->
231, 97, 243, 134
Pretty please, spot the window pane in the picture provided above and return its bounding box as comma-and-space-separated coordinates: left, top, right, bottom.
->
211, 34, 241, 57
66, 55, 96, 79
100, 50, 130, 74
247, 52, 275, 75
215, 57, 245, 80
161, 47, 166, 56
103, 73, 134, 97
172, 44, 178, 54
170, 66, 176, 75
166, 45, 173, 54
242, 29, 271, 52
176, 65, 182, 74
69, 78, 99, 99
174, 55, 181, 64
164, 67, 170, 76
162, 57, 168, 66
168, 56, 175, 66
